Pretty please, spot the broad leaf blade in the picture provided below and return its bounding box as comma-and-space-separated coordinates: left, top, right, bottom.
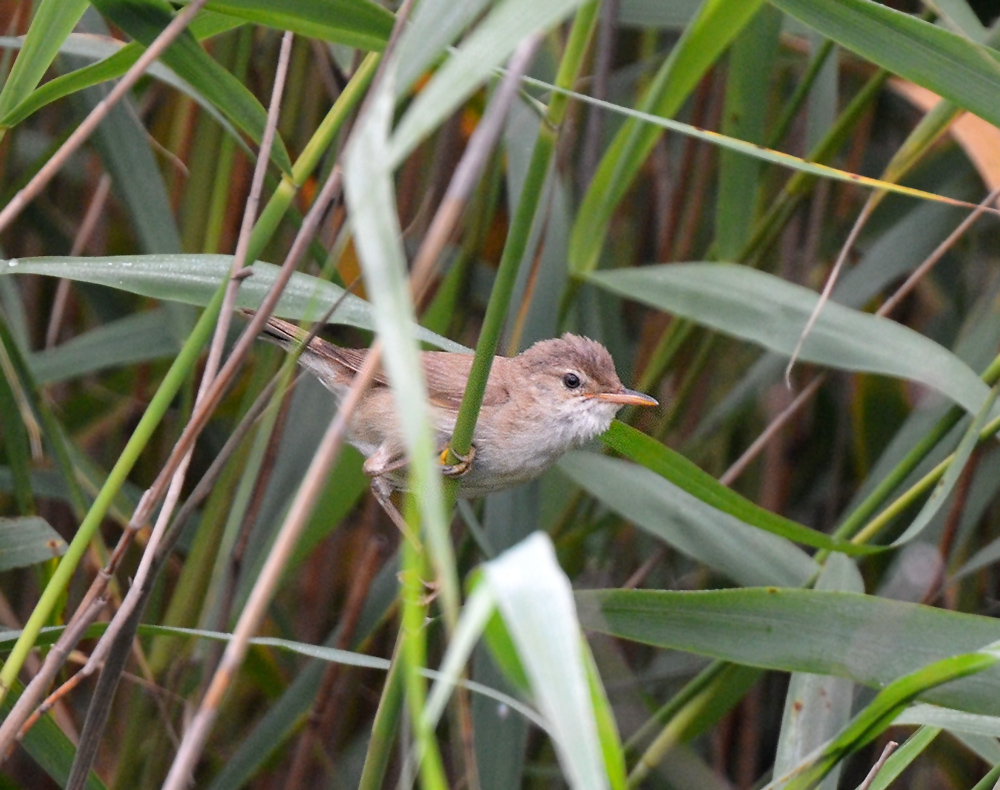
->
484, 534, 617, 790
91, 0, 293, 173
199, 0, 393, 50
578, 587, 1000, 717
0, 255, 464, 351
589, 263, 992, 416
773, 556, 861, 790
28, 309, 182, 384
772, 0, 1000, 130
558, 451, 818, 586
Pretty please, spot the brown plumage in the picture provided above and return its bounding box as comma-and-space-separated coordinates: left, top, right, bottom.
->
254, 315, 657, 499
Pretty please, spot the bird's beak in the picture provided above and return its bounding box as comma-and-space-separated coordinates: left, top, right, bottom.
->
593, 388, 658, 407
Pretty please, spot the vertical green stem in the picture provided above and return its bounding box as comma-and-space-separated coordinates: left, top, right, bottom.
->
443, 1, 601, 471
246, 52, 380, 264
400, 496, 448, 790
359, 636, 407, 790
765, 38, 835, 150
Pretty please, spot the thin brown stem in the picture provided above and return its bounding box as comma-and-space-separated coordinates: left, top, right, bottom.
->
71, 26, 295, 701
283, 535, 387, 788
857, 741, 898, 790
45, 174, 112, 349
409, 34, 543, 310
0, 0, 212, 235
1, 594, 107, 762
721, 178, 1000, 488
1, 30, 309, 760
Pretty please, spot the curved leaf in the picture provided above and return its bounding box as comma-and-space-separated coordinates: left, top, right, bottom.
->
778, 651, 997, 790
91, 0, 293, 173
389, 0, 587, 164
589, 263, 992, 416
484, 533, 619, 790
199, 0, 393, 50
0, 0, 88, 120
0, 255, 464, 351
0, 15, 243, 129
558, 451, 818, 586
343, 70, 459, 620
0, 517, 67, 571
577, 587, 1000, 717
393, 0, 494, 96
772, 0, 1000, 131
601, 420, 877, 555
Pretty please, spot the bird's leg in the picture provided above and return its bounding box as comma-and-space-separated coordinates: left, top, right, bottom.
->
439, 444, 477, 479
362, 446, 409, 478
366, 445, 445, 601
364, 445, 417, 541
372, 482, 437, 603
369, 476, 417, 543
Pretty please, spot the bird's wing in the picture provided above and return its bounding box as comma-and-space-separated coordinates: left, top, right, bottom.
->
254, 313, 510, 405
421, 352, 510, 409
316, 345, 397, 388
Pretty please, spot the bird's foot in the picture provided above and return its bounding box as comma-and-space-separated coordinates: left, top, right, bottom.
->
439, 444, 477, 478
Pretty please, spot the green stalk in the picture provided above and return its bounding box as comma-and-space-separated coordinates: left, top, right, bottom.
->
627, 663, 759, 788
400, 497, 448, 790
765, 38, 835, 150
623, 659, 727, 753
828, 350, 1000, 548
0, 283, 226, 705
443, 1, 600, 472
740, 67, 890, 267
634, 318, 695, 396
654, 330, 714, 440
246, 52, 380, 264
359, 635, 407, 790
829, 414, 960, 545
970, 760, 1000, 790
851, 403, 1000, 547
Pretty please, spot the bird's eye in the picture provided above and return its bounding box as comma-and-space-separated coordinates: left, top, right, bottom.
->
563, 372, 582, 389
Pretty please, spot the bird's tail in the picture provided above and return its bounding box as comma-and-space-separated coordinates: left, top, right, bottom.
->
240, 309, 368, 392
240, 309, 317, 355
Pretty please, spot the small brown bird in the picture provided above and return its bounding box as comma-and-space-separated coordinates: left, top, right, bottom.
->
254, 315, 657, 518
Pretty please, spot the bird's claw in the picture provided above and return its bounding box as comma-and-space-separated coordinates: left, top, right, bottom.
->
439, 445, 476, 478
